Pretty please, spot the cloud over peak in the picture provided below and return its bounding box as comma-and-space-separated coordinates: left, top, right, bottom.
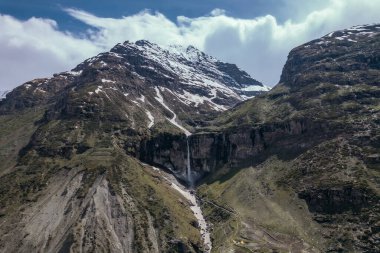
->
0, 0, 379, 90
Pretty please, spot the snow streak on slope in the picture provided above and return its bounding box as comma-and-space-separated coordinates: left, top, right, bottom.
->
109, 40, 267, 106
170, 182, 211, 252
150, 166, 212, 253
154, 87, 191, 136
145, 110, 155, 128
309, 24, 380, 46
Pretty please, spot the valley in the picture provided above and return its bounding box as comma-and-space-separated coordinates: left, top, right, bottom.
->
0, 24, 379, 253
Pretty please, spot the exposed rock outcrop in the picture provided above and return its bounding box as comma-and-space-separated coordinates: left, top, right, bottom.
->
139, 119, 336, 184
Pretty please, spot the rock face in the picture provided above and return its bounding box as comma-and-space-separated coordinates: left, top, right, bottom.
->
298, 186, 373, 215
281, 24, 380, 88
139, 119, 334, 183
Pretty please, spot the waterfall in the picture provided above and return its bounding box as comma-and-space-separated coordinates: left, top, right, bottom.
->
186, 137, 193, 188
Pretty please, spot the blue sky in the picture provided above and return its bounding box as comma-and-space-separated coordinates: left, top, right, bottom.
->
0, 0, 327, 37
0, 0, 313, 26
0, 0, 379, 89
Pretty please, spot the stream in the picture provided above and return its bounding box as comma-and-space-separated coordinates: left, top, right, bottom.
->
151, 166, 212, 253
169, 181, 212, 253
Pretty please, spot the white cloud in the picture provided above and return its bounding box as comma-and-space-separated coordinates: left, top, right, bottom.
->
0, 14, 101, 90
210, 9, 226, 16
0, 0, 379, 90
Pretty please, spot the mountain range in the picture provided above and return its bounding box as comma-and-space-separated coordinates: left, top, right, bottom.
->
0, 24, 379, 253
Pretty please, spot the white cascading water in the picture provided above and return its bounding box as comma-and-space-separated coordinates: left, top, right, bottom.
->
186, 137, 193, 188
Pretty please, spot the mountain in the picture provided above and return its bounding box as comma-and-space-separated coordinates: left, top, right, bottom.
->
0, 24, 379, 253
134, 24, 380, 252
0, 40, 265, 253
180, 24, 379, 252
0, 40, 267, 120
0, 41, 268, 148
212, 24, 380, 127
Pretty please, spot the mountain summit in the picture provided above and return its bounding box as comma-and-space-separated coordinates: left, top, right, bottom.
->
1, 40, 267, 132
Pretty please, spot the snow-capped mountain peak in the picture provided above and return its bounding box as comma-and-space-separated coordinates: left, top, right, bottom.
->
1, 39, 269, 132
108, 40, 268, 99
305, 23, 380, 47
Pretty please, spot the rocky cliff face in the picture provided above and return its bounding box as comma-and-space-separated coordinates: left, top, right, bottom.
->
138, 119, 335, 184
280, 24, 380, 89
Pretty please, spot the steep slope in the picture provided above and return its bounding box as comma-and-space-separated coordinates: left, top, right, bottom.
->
0, 40, 265, 253
0, 40, 266, 123
137, 24, 380, 252
182, 24, 379, 252
0, 41, 266, 184
214, 24, 380, 126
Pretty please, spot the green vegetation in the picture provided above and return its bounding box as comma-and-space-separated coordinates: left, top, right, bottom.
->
0, 106, 46, 175
0, 110, 203, 251
198, 157, 325, 252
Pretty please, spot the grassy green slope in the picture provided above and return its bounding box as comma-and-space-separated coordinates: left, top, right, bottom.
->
0, 109, 204, 252
197, 136, 379, 252
0, 107, 45, 176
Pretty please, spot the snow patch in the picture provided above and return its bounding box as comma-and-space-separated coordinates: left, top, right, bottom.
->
34, 88, 46, 93
145, 110, 155, 128
137, 95, 146, 103
154, 87, 191, 136
169, 180, 212, 252
106, 87, 118, 91
241, 85, 271, 92
101, 79, 115, 83
66, 70, 82, 76
95, 86, 103, 94
119, 41, 245, 105
109, 52, 124, 59
174, 89, 226, 111
94, 86, 111, 100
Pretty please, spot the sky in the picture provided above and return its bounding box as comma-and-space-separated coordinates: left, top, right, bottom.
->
0, 0, 379, 90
